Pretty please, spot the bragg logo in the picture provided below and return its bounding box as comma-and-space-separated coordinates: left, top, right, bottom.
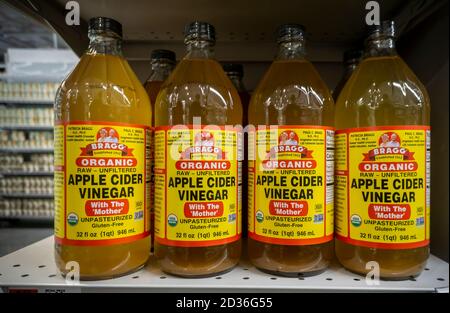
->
359, 132, 417, 172
176, 131, 231, 171
76, 127, 137, 167
262, 130, 315, 170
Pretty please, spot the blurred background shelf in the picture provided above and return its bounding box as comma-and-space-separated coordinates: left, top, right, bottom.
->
0, 100, 54, 105
0, 171, 53, 177
0, 125, 53, 131
0, 194, 54, 199
0, 216, 53, 222
0, 148, 53, 154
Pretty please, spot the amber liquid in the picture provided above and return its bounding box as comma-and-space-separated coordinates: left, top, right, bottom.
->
248, 59, 334, 275
144, 80, 163, 125
240, 90, 250, 239
144, 80, 163, 252
335, 55, 430, 279
54, 53, 151, 280
333, 66, 354, 101
154, 58, 242, 277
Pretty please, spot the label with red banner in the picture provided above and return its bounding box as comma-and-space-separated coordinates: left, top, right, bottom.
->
154, 125, 241, 247
248, 126, 334, 245
54, 122, 151, 246
335, 126, 430, 249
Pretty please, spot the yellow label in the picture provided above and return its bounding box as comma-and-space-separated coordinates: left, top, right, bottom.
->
54, 122, 151, 246
248, 126, 334, 245
154, 126, 241, 247
335, 126, 430, 249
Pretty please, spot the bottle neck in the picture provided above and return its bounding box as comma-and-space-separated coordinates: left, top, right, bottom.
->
365, 36, 397, 58
87, 33, 123, 56
227, 74, 246, 92
185, 39, 215, 59
276, 40, 306, 60
344, 61, 358, 76
149, 60, 174, 82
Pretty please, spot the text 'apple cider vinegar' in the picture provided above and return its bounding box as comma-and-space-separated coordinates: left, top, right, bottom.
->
248, 24, 335, 276
335, 21, 430, 279
54, 17, 151, 280
154, 22, 243, 277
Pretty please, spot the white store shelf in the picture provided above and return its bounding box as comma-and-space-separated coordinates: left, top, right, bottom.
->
0, 237, 448, 293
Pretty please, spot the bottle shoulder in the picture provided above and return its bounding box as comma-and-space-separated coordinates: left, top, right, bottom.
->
248, 59, 334, 126
55, 53, 150, 124
154, 58, 242, 125
252, 60, 333, 101
335, 56, 430, 128
336, 56, 430, 110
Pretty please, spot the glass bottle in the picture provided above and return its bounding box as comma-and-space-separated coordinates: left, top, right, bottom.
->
54, 17, 151, 280
222, 63, 251, 126
154, 22, 242, 277
335, 21, 430, 279
223, 63, 251, 238
248, 24, 334, 276
143, 49, 176, 252
144, 49, 176, 118
332, 49, 363, 101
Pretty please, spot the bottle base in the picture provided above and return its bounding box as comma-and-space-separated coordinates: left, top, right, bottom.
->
341, 265, 424, 281
255, 266, 327, 277
248, 239, 334, 277
335, 239, 429, 280
59, 262, 148, 281
55, 236, 151, 281
161, 264, 237, 278
155, 240, 242, 278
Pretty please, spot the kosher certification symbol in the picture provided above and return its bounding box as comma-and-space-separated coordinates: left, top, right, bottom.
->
168, 214, 178, 227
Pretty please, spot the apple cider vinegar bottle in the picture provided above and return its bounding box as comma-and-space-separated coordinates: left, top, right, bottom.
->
223, 63, 251, 238
143, 49, 176, 252
54, 17, 151, 280
154, 22, 242, 277
335, 21, 430, 279
248, 24, 335, 276
333, 49, 363, 101
144, 49, 176, 109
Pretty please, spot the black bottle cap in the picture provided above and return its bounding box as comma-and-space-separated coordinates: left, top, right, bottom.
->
88, 17, 123, 37
184, 21, 215, 43
366, 20, 396, 39
343, 49, 363, 63
151, 49, 176, 62
277, 24, 306, 43
222, 63, 243, 77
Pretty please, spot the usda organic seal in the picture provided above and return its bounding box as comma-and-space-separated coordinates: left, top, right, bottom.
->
351, 214, 362, 227
256, 210, 264, 223
67, 212, 79, 226
168, 214, 178, 227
